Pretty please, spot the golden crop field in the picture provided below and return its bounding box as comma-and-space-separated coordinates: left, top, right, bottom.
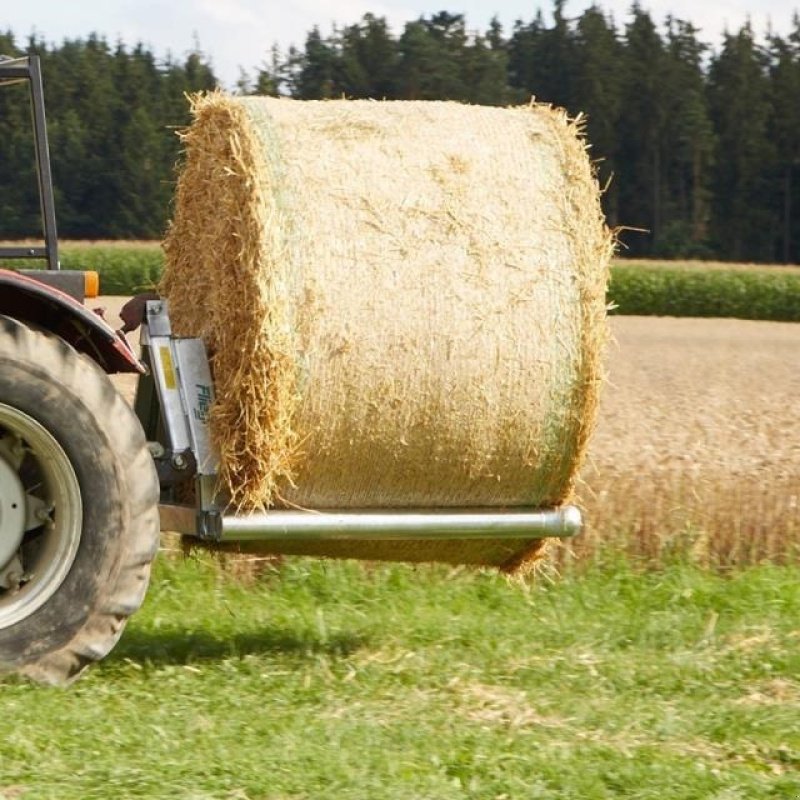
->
571, 316, 800, 567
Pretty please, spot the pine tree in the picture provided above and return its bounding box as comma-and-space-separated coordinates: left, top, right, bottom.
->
658, 18, 715, 256
617, 5, 667, 255
768, 24, 800, 262
251, 45, 288, 96
397, 13, 469, 101
572, 5, 623, 226
183, 49, 217, 92
708, 24, 774, 260
460, 17, 511, 106
462, 33, 509, 105
507, 2, 576, 108
336, 23, 371, 97
109, 43, 169, 237
535, 0, 576, 108
294, 27, 336, 99
53, 34, 118, 238
507, 14, 546, 101
335, 15, 397, 98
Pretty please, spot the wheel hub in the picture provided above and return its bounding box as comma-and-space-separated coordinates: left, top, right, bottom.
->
0, 453, 26, 583
0, 403, 82, 630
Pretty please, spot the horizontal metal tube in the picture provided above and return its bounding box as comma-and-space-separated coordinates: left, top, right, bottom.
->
0, 247, 47, 259
215, 506, 582, 542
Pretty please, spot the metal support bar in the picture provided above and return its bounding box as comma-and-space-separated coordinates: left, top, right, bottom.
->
0, 55, 59, 270
0, 247, 49, 259
0, 57, 31, 85
27, 56, 59, 271
160, 504, 582, 542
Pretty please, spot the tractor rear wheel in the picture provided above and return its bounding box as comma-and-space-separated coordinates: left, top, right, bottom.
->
0, 315, 159, 684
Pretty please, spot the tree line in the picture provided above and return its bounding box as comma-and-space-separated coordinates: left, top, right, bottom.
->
2, 5, 800, 262
0, 31, 215, 240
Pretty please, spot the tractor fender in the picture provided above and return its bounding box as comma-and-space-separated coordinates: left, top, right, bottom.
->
0, 269, 143, 374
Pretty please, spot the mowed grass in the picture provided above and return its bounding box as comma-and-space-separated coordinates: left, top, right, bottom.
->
1, 556, 798, 799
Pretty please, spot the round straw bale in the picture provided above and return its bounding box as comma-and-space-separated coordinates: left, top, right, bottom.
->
162, 95, 612, 570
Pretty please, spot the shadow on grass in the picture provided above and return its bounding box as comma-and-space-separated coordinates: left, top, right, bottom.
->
106, 625, 369, 670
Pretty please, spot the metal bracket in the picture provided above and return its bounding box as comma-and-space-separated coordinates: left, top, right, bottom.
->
143, 300, 221, 509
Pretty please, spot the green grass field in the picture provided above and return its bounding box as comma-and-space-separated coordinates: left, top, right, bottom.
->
1, 556, 798, 799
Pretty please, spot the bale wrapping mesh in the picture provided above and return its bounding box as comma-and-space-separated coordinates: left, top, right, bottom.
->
162, 95, 613, 571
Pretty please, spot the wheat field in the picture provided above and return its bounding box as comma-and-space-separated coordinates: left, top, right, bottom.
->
570, 316, 800, 566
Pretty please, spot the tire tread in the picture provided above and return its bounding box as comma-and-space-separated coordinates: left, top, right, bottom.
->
0, 315, 159, 685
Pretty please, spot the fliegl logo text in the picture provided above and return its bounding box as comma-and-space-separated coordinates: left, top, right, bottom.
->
193, 383, 213, 423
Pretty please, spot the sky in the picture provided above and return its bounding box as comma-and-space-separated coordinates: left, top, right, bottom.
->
3, 0, 797, 87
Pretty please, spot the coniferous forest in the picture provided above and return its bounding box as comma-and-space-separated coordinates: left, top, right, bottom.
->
2, 3, 800, 262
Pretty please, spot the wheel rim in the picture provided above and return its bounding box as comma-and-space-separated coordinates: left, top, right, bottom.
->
0, 403, 82, 630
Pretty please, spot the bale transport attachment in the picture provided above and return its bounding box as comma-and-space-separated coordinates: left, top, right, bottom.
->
136, 300, 583, 553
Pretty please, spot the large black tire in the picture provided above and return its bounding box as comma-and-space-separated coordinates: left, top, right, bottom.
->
0, 315, 159, 684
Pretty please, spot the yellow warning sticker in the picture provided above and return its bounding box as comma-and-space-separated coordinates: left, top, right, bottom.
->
160, 346, 177, 390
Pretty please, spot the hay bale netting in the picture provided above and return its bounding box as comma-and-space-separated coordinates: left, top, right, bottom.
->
162, 94, 613, 572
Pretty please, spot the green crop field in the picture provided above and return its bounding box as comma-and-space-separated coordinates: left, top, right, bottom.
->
609, 262, 800, 321
4, 242, 800, 321
1, 555, 798, 799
